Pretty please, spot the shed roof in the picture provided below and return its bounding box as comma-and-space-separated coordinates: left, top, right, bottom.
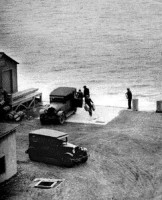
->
29, 129, 68, 139
0, 123, 19, 139
0, 52, 19, 64
50, 87, 76, 97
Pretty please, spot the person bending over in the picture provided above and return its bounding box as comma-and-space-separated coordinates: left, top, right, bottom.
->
85, 95, 94, 116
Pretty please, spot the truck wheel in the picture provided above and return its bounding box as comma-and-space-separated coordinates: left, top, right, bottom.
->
73, 107, 77, 113
40, 114, 46, 124
58, 114, 65, 124
29, 153, 36, 161
62, 154, 74, 167
40, 118, 45, 125
82, 157, 88, 163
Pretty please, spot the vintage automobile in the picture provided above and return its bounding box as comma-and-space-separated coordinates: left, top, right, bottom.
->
39, 87, 82, 124
26, 128, 88, 167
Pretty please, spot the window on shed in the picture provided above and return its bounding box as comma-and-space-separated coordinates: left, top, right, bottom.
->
0, 156, 6, 174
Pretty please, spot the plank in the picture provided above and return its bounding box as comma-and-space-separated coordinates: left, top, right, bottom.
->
12, 88, 38, 101
11, 91, 42, 108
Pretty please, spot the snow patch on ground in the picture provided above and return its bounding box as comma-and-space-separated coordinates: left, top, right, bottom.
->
67, 106, 123, 125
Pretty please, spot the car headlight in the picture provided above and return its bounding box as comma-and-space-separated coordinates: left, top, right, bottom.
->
72, 148, 75, 154
81, 147, 87, 152
39, 109, 45, 114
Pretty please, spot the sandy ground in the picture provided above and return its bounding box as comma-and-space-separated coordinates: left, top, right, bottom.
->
1, 107, 162, 200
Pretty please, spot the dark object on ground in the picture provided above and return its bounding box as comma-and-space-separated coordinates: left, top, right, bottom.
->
39, 87, 82, 124
26, 128, 88, 167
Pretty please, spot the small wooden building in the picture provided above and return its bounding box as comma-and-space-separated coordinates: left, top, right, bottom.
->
0, 52, 42, 112
0, 52, 19, 94
0, 123, 18, 184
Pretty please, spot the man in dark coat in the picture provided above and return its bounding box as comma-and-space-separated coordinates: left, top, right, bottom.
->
77, 89, 83, 99
76, 89, 84, 107
83, 86, 90, 98
85, 95, 94, 116
125, 88, 132, 109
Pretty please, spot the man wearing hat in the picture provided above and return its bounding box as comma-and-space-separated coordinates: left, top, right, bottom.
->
125, 88, 132, 109
83, 86, 90, 98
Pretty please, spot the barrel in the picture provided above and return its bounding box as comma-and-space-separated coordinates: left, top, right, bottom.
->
132, 99, 139, 111
156, 101, 162, 113
8, 111, 16, 120
3, 106, 11, 112
14, 111, 24, 121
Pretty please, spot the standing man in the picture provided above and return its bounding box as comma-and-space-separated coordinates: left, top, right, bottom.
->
83, 86, 90, 98
125, 88, 132, 109
77, 89, 83, 99
76, 89, 84, 107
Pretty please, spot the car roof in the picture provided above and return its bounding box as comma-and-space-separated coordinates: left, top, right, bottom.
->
29, 129, 68, 139
50, 87, 76, 97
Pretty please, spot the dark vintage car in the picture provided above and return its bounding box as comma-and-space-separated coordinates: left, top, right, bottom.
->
26, 128, 88, 167
39, 87, 82, 124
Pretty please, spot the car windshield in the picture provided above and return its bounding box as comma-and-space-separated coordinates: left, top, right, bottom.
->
50, 97, 65, 103
59, 137, 68, 143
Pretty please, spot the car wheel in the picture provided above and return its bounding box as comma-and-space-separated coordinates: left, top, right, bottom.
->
62, 153, 74, 167
40, 115, 45, 124
40, 119, 44, 124
73, 107, 77, 114
58, 113, 65, 124
29, 152, 36, 161
40, 118, 46, 125
82, 157, 88, 163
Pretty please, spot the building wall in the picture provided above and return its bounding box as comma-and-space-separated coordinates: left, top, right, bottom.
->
0, 58, 18, 93
0, 59, 5, 89
0, 131, 17, 183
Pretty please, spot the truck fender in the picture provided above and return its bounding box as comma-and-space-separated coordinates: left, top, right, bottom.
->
64, 152, 73, 157
57, 110, 64, 116
39, 109, 46, 115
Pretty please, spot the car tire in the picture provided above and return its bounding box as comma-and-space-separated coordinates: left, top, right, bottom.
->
40, 115, 46, 124
62, 153, 74, 167
40, 118, 47, 125
73, 107, 77, 113
58, 113, 65, 124
82, 156, 88, 163
40, 118, 45, 125
29, 152, 37, 161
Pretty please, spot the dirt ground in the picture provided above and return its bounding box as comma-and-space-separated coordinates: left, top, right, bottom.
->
1, 108, 162, 200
